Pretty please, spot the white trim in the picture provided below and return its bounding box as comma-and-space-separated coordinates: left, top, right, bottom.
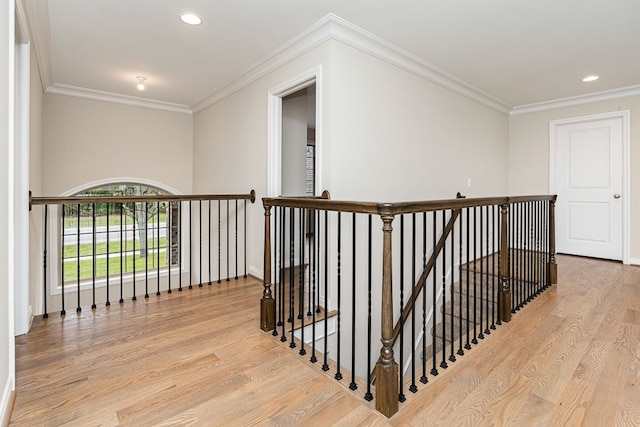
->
13, 24, 30, 335
512, 84, 640, 116
19, 0, 52, 89
0, 377, 14, 427
267, 66, 322, 197
59, 177, 185, 198
46, 83, 192, 114
549, 110, 631, 264
628, 257, 640, 266
248, 266, 263, 280
193, 14, 511, 115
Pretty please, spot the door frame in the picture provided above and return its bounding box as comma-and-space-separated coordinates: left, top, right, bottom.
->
267, 66, 322, 197
549, 110, 631, 264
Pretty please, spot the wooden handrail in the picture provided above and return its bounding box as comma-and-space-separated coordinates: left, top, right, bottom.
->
263, 194, 555, 215
30, 190, 256, 207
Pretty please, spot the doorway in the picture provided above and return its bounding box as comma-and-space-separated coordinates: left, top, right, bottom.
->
550, 111, 630, 263
267, 67, 321, 197
281, 85, 316, 196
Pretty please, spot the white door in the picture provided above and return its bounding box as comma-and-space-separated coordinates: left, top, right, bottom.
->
552, 114, 625, 261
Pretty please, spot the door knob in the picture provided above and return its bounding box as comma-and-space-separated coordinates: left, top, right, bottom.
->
614, 194, 621, 199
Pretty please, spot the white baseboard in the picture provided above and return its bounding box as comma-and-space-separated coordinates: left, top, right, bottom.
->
248, 266, 263, 280
628, 257, 640, 266
0, 376, 15, 427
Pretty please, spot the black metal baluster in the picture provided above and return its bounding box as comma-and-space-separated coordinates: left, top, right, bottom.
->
61, 204, 66, 316
420, 212, 429, 383
145, 202, 149, 298
322, 210, 329, 372
280, 207, 287, 341
458, 208, 464, 355
156, 202, 161, 296
273, 206, 280, 337
178, 201, 183, 292
91, 203, 96, 310
43, 205, 48, 318
105, 203, 110, 306
349, 212, 357, 391
119, 203, 124, 303
227, 200, 230, 282
189, 201, 193, 290
235, 199, 238, 280
485, 205, 490, 335
208, 200, 212, 285
431, 211, 438, 376
513, 202, 517, 309
440, 211, 448, 369
307, 211, 313, 318
244, 199, 247, 278
168, 202, 172, 294
472, 207, 477, 345
199, 200, 202, 288
299, 209, 305, 321
410, 213, 419, 391
76, 204, 81, 313
491, 205, 496, 330
399, 214, 406, 401
289, 207, 295, 348
478, 206, 484, 340
335, 212, 342, 381
218, 201, 221, 283
450, 209, 456, 360
299, 209, 306, 356
465, 207, 471, 350
310, 209, 317, 360
133, 203, 137, 300
365, 214, 374, 400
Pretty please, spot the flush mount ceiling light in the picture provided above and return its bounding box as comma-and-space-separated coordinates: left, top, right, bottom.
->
582, 75, 599, 82
180, 13, 202, 25
136, 76, 146, 91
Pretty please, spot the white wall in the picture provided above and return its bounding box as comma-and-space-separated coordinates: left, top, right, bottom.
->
509, 97, 640, 260
0, 0, 16, 421
281, 90, 309, 196
329, 41, 509, 202
43, 94, 193, 195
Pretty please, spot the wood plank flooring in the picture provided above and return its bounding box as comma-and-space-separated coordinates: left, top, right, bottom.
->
10, 255, 640, 426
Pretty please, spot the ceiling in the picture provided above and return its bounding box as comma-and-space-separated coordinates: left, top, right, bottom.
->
23, 0, 640, 113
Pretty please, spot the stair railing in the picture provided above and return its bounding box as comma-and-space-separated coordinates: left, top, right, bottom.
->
260, 193, 557, 418
30, 190, 256, 317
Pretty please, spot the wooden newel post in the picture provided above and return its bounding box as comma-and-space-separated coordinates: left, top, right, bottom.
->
548, 196, 558, 284
499, 200, 512, 323
375, 210, 399, 418
260, 205, 275, 331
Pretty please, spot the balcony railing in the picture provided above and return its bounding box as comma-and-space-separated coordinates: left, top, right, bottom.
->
260, 192, 557, 417
30, 190, 255, 317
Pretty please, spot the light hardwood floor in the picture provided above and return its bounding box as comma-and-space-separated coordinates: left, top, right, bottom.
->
10, 255, 640, 426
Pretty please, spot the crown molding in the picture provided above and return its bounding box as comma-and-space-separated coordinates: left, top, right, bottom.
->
46, 84, 192, 114
193, 13, 512, 115
511, 84, 640, 115
21, 0, 53, 90
192, 14, 336, 113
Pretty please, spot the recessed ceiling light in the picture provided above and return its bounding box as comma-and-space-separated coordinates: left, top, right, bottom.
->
582, 75, 599, 82
136, 76, 146, 91
180, 13, 202, 26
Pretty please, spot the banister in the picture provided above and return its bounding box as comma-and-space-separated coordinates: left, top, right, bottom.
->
262, 194, 556, 215
30, 190, 256, 207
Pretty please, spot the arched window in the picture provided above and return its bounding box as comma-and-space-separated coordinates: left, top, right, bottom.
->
60, 183, 180, 284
